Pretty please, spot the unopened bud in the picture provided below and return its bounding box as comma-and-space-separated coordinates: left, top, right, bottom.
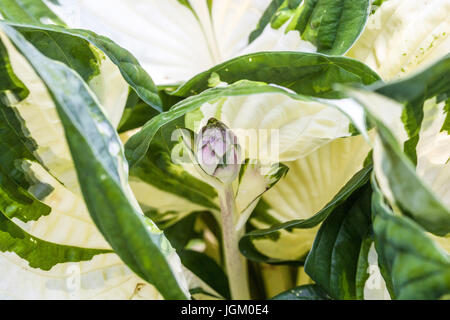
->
196, 118, 241, 185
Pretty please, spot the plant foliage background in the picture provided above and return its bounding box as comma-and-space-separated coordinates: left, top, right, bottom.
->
0, 0, 448, 300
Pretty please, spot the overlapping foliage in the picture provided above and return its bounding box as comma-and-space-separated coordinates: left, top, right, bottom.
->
0, 0, 448, 300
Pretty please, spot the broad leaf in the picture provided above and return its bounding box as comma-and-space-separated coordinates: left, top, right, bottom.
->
0, 209, 109, 270
0, 168, 50, 222
347, 0, 450, 81
0, 251, 163, 299
371, 180, 450, 300
1, 24, 189, 299
173, 52, 380, 98
293, 0, 370, 55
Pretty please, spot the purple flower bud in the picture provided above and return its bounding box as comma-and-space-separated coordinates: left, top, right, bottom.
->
196, 118, 241, 185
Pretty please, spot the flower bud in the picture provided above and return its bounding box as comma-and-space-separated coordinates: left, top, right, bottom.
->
196, 118, 241, 185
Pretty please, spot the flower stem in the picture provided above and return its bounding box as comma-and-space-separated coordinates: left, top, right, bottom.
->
218, 184, 251, 300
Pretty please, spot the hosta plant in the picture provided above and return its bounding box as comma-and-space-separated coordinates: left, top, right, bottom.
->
0, 0, 448, 300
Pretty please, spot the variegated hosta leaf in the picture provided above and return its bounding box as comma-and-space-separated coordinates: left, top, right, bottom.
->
124, 49, 381, 234
126, 80, 355, 172
371, 180, 450, 300
346, 87, 450, 236
0, 253, 163, 300
185, 90, 352, 163
347, 0, 450, 81
0, 24, 190, 299
125, 80, 372, 264
0, 29, 128, 195
415, 98, 450, 247
51, 0, 316, 84
371, 55, 450, 163
416, 99, 450, 208
0, 197, 135, 300
0, 148, 158, 299
0, 0, 162, 111
10, 22, 162, 112
0, 11, 158, 248
0, 208, 110, 270
241, 145, 372, 263
52, 0, 372, 85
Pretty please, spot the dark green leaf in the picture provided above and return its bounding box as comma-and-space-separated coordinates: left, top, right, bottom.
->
346, 88, 450, 236
0, 35, 36, 189
174, 52, 380, 98
164, 213, 230, 299
164, 212, 200, 253
239, 165, 372, 264
117, 89, 160, 133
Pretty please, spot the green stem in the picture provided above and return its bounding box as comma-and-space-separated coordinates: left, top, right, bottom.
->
218, 184, 251, 300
